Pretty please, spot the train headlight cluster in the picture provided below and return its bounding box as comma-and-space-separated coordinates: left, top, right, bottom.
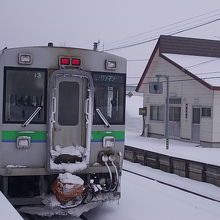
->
18, 53, 32, 65
105, 60, 117, 70
103, 136, 115, 148
16, 136, 31, 149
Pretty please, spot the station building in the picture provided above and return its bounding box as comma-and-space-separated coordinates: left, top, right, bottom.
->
136, 35, 220, 147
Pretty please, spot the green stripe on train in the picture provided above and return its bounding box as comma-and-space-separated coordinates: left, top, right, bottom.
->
2, 130, 47, 141
91, 131, 125, 141
2, 130, 124, 142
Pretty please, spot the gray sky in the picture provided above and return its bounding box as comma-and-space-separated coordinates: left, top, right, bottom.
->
1, 0, 220, 84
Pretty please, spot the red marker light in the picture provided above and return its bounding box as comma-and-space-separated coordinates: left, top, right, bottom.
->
60, 57, 70, 65
71, 58, 81, 66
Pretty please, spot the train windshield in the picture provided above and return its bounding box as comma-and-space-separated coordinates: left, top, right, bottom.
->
93, 72, 125, 125
3, 68, 47, 124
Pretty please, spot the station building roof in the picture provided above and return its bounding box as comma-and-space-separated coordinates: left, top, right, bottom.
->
136, 35, 220, 92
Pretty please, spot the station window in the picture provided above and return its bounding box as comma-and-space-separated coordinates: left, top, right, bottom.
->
3, 67, 47, 124
169, 106, 181, 121
150, 105, 164, 121
201, 107, 211, 117
93, 72, 126, 125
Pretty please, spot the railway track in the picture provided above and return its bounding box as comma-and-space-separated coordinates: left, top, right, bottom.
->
123, 168, 220, 203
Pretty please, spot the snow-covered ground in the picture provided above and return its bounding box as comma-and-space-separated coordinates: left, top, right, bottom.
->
0, 191, 23, 220
35, 160, 220, 220
85, 161, 220, 220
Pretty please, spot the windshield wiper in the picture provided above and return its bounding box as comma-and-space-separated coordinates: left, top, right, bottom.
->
96, 108, 111, 127
22, 107, 42, 127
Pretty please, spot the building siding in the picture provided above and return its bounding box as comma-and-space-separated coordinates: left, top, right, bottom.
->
212, 92, 220, 142
143, 55, 214, 142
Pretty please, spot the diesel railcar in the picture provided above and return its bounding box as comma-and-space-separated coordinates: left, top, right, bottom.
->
0, 44, 126, 216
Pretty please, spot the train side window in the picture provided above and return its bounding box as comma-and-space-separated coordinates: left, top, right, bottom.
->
93, 72, 126, 125
3, 68, 47, 124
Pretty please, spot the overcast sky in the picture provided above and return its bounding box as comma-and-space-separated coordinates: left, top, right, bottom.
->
1, 0, 220, 84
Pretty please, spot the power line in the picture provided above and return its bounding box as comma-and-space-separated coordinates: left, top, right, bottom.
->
105, 9, 220, 48
105, 18, 220, 51
107, 13, 220, 49
126, 75, 220, 88
127, 55, 220, 79
127, 70, 220, 78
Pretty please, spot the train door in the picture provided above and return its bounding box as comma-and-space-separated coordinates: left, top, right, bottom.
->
192, 107, 200, 143
168, 106, 181, 138
47, 70, 94, 170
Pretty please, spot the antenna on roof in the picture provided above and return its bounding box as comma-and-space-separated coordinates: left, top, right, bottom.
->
48, 42, 53, 47
93, 40, 100, 51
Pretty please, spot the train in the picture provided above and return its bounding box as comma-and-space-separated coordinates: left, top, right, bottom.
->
0, 43, 126, 216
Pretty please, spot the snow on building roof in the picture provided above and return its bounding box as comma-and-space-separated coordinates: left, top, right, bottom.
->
162, 53, 220, 87
136, 35, 220, 92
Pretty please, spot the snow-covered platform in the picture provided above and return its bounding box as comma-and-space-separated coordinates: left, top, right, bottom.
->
0, 191, 23, 220
125, 131, 220, 187
125, 131, 220, 167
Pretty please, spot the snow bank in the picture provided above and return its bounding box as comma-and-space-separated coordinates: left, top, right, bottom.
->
58, 173, 84, 185
0, 191, 23, 220
50, 160, 87, 173
51, 145, 85, 158
50, 145, 88, 173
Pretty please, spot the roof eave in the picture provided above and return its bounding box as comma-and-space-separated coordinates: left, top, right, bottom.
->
135, 41, 159, 92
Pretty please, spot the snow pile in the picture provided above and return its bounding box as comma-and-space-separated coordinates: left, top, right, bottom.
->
50, 145, 88, 173
50, 160, 87, 173
51, 145, 85, 158
58, 173, 84, 185
0, 191, 23, 220
6, 165, 27, 168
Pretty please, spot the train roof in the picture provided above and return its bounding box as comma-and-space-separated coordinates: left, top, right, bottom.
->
1, 44, 126, 61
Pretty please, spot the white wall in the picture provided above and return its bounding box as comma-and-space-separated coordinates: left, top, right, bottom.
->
143, 55, 214, 142
212, 91, 220, 142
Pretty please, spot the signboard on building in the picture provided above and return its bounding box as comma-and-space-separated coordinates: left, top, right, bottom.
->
139, 107, 147, 116
149, 82, 163, 94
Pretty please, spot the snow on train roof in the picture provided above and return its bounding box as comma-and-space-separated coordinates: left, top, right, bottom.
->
162, 53, 220, 87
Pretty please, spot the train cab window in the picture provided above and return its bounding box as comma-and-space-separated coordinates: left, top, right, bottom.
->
3, 68, 47, 123
93, 73, 126, 125
58, 81, 79, 126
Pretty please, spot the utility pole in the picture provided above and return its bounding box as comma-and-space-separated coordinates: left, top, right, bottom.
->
156, 75, 170, 150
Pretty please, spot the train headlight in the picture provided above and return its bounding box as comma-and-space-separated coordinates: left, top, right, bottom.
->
16, 136, 31, 149
103, 136, 115, 148
105, 60, 117, 70
18, 53, 32, 65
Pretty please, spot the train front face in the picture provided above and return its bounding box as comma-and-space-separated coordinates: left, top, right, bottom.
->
0, 46, 126, 216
